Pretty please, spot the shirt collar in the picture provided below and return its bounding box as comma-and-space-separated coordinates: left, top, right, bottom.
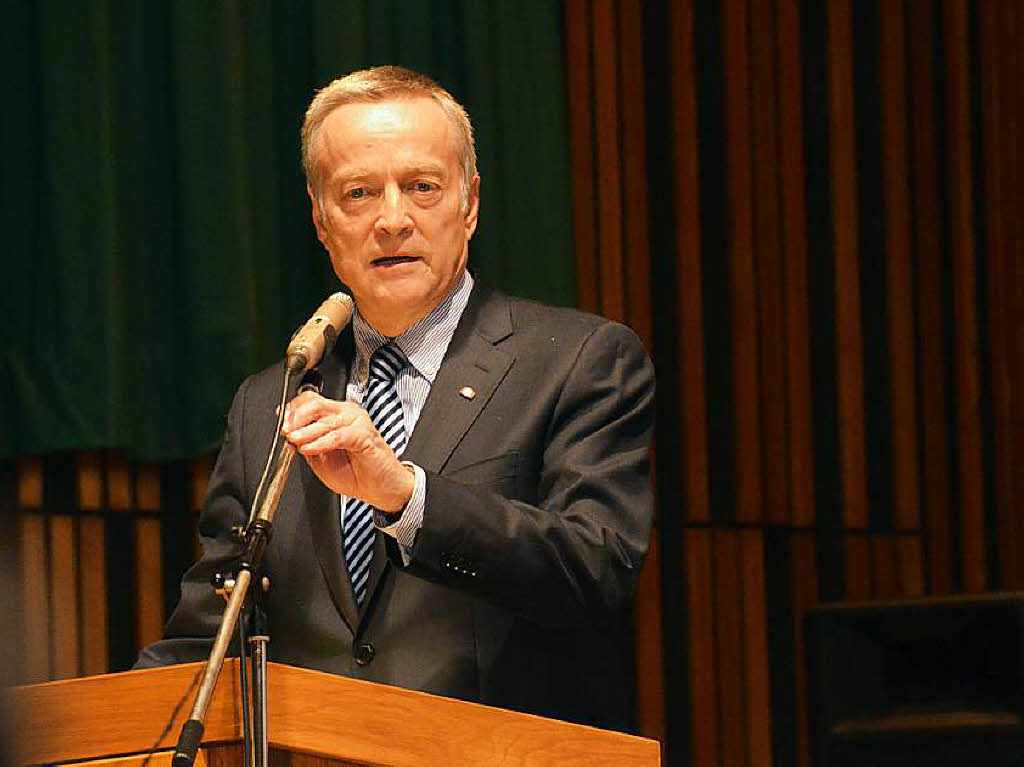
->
351, 270, 474, 384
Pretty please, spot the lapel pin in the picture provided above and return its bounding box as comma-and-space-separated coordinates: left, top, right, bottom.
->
458, 386, 476, 400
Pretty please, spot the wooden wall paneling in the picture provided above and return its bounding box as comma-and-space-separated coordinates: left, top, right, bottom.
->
76, 450, 109, 676
107, 452, 133, 512
1006, 2, 1024, 591
979, 1, 1023, 589
722, 0, 764, 525
591, 0, 626, 323
842, 533, 871, 601
868, 535, 900, 600
776, 0, 815, 528
17, 456, 50, 683
879, 0, 921, 533
668, 0, 710, 524
908, 0, 953, 594
826, 0, 868, 530
897, 535, 926, 597
750, 0, 790, 527
48, 459, 80, 680
684, 529, 720, 767
713, 530, 747, 767
740, 531, 772, 767
633, 530, 666, 743
943, 0, 986, 593
618, 0, 653, 349
564, 0, 599, 315
48, 523, 79, 680
135, 465, 164, 649
1007, 4, 1024, 592
789, 533, 818, 767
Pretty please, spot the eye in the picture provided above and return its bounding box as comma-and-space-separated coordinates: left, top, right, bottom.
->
347, 187, 368, 200
409, 181, 438, 193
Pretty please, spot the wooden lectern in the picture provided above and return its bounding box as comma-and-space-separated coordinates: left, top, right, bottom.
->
2, 661, 660, 766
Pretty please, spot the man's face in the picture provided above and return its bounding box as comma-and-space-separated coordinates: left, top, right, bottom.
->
308, 98, 480, 336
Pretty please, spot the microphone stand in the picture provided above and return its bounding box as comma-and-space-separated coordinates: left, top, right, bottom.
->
172, 373, 319, 767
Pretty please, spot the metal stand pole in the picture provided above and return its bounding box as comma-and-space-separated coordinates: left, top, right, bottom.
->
170, 371, 321, 767
248, 578, 270, 767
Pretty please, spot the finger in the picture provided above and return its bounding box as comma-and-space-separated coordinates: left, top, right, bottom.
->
283, 394, 354, 432
286, 411, 365, 446
281, 391, 320, 430
297, 425, 379, 457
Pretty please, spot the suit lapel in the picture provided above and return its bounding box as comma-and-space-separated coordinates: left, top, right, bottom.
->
360, 285, 515, 616
404, 283, 515, 474
303, 327, 361, 634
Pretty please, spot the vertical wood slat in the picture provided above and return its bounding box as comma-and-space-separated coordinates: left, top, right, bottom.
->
1009, 4, 1024, 592
591, 0, 626, 323
879, 0, 921, 532
908, 0, 953, 594
48, 512, 80, 679
632, 531, 666, 743
898, 536, 926, 597
943, 0, 986, 593
827, 0, 868, 530
979, 1, 1024, 589
749, 0, 790, 527
843, 534, 872, 601
790, 533, 819, 767
977, 1, 1011, 587
776, 0, 815, 528
76, 450, 109, 676
564, 0, 599, 315
135, 465, 164, 649
685, 529, 720, 767
713, 531, 746, 767
618, 0, 653, 349
17, 457, 50, 683
869, 536, 900, 600
1006, 4, 1024, 591
722, 0, 764, 524
668, 0, 710, 524
740, 532, 772, 767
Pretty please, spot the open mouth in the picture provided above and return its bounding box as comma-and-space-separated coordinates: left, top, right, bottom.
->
372, 255, 419, 267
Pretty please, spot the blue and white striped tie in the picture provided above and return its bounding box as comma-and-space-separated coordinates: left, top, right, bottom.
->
343, 343, 408, 605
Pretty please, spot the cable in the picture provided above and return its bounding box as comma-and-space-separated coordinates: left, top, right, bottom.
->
247, 367, 293, 527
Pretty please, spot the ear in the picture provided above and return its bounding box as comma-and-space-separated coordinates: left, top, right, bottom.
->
464, 174, 481, 240
307, 184, 328, 245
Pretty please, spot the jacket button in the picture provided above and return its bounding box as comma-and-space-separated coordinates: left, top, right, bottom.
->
354, 642, 375, 666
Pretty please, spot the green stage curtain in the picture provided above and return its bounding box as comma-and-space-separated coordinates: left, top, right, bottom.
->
0, 0, 574, 460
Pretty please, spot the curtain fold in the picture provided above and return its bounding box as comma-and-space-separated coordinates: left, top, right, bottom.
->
1, 0, 574, 460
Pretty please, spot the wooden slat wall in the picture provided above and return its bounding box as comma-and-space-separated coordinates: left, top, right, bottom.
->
2, 451, 207, 684
978, 1, 1024, 592
559, 0, 1023, 764
564, 0, 665, 748
0, 3, 1022, 766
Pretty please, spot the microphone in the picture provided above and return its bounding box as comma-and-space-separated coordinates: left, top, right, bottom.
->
285, 292, 355, 374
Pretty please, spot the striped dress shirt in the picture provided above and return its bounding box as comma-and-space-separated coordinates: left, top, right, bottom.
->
341, 270, 474, 554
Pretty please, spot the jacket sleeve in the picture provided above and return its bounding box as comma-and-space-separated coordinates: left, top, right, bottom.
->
401, 321, 655, 629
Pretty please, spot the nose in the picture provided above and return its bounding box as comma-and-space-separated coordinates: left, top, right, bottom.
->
375, 184, 412, 237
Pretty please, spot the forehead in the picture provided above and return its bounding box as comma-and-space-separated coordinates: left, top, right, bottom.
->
315, 98, 457, 172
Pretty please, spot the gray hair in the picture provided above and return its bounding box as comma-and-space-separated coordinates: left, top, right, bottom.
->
301, 66, 476, 206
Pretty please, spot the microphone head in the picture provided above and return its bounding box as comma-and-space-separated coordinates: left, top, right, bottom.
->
324, 292, 355, 326
285, 291, 356, 374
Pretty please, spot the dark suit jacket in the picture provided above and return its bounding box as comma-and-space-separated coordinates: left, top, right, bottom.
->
137, 282, 655, 731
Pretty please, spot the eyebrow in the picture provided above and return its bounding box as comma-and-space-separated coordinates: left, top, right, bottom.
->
332, 162, 448, 185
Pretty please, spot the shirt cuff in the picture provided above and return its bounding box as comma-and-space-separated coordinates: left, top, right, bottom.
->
375, 461, 425, 562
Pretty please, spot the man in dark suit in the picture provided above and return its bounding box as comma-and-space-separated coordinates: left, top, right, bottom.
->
137, 66, 654, 732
